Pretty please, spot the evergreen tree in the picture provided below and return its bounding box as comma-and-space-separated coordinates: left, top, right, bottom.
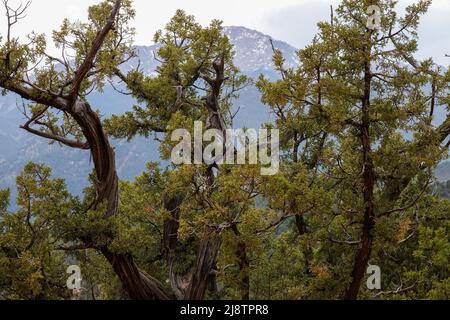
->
0, 0, 448, 300
258, 0, 449, 299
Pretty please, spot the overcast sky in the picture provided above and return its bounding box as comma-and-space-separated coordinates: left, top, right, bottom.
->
1, 0, 450, 65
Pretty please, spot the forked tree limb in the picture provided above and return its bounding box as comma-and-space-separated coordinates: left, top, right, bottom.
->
0, 0, 174, 300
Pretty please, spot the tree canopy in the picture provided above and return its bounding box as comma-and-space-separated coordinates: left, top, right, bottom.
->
0, 0, 448, 300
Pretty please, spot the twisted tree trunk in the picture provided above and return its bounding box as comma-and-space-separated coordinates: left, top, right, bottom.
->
101, 248, 173, 300
163, 195, 221, 300
71, 101, 173, 300
0, 0, 174, 300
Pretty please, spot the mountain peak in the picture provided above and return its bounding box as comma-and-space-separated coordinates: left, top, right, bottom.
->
223, 26, 298, 73
122, 26, 298, 76
224, 26, 270, 39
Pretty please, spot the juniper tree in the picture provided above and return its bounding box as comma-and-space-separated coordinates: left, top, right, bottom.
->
107, 10, 263, 300
0, 163, 73, 299
0, 0, 175, 300
0, 0, 448, 301
258, 0, 450, 299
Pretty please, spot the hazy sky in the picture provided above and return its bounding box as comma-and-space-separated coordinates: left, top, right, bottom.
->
1, 0, 450, 65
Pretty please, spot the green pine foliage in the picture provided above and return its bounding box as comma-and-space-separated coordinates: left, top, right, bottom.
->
0, 0, 448, 300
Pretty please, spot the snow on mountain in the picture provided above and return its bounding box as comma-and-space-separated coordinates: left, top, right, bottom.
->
117, 26, 298, 77
224, 26, 298, 73
0, 26, 297, 204
1, 25, 449, 207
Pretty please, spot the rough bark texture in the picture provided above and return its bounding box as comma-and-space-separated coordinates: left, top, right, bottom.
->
71, 101, 173, 300
343, 124, 376, 300
163, 192, 221, 300
204, 57, 251, 300
71, 101, 119, 216
160, 56, 244, 300
101, 248, 173, 300
0, 0, 174, 300
343, 42, 376, 300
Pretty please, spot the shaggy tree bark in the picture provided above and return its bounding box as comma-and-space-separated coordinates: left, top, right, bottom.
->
203, 56, 251, 300
163, 195, 221, 300
0, 0, 173, 300
160, 57, 231, 300
114, 53, 230, 301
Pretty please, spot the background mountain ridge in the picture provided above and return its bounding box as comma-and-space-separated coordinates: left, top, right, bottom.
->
0, 26, 448, 206
0, 26, 296, 204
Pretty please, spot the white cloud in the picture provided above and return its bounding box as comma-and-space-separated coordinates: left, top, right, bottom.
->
0, 0, 307, 49
0, 0, 448, 65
